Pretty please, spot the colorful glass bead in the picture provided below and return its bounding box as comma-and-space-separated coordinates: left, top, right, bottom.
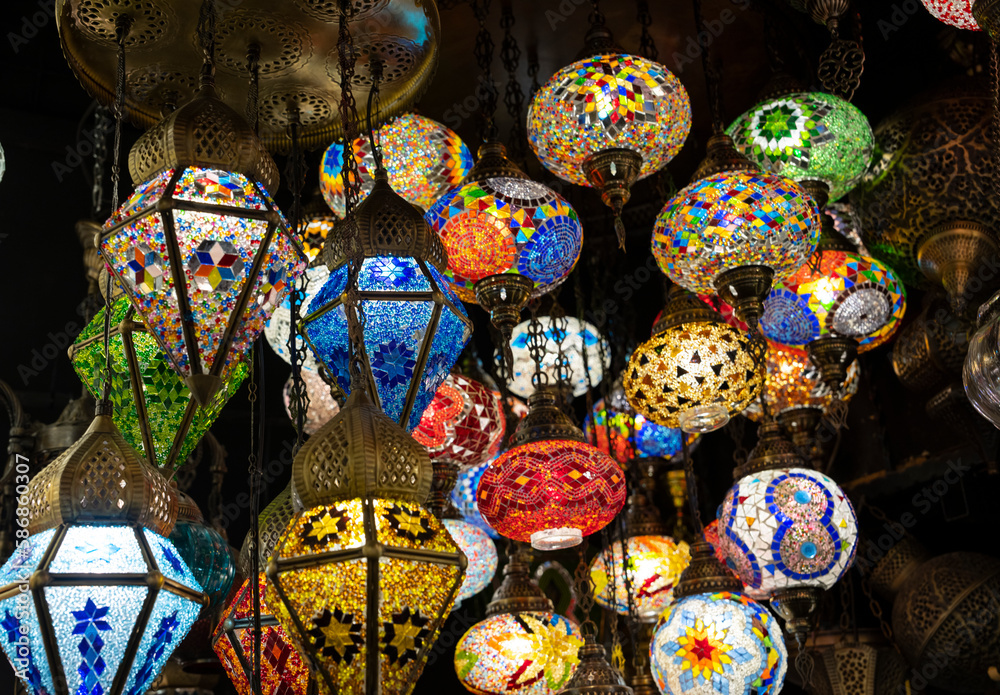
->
919, 0, 978, 29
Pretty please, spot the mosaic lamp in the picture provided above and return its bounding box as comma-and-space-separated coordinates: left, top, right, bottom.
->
99, 67, 305, 407
69, 296, 248, 469
727, 91, 875, 203
761, 219, 906, 390
320, 112, 473, 218
650, 540, 787, 695
504, 316, 610, 398
455, 548, 584, 695
920, 0, 979, 29
527, 47, 692, 247
412, 373, 506, 469
299, 187, 337, 266
213, 487, 310, 695
302, 168, 472, 431
624, 287, 763, 434
452, 460, 500, 539
266, 389, 466, 695
282, 369, 341, 436
425, 141, 583, 364
964, 289, 1000, 429
717, 420, 858, 645
478, 388, 627, 550
169, 491, 234, 613
0, 406, 207, 695
263, 264, 329, 372
651, 165, 820, 329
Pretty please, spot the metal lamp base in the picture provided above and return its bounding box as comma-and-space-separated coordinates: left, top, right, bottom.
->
474, 273, 534, 371
583, 148, 643, 249
807, 336, 858, 392
714, 266, 775, 330
917, 221, 1000, 317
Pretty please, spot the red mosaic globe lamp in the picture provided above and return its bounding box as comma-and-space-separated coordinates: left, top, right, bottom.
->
478, 388, 627, 551
412, 373, 506, 469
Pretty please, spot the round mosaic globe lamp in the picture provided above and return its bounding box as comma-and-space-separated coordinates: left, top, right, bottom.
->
302, 169, 472, 431
528, 51, 691, 246
442, 519, 498, 608
299, 187, 337, 266
0, 407, 207, 695
413, 373, 506, 468
266, 390, 466, 694
100, 72, 305, 407
583, 393, 698, 465
320, 112, 473, 217
503, 316, 609, 398
624, 287, 763, 433
920, 0, 979, 29
455, 548, 584, 695
478, 388, 627, 550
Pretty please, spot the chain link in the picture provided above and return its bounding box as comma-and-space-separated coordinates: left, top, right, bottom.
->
90, 106, 111, 217
636, 0, 658, 61
573, 538, 597, 635
526, 301, 548, 390
500, 0, 526, 161
527, 44, 541, 102
858, 569, 895, 645
246, 43, 261, 135
991, 38, 1000, 202
472, 0, 498, 141
285, 107, 310, 451
725, 415, 748, 467
246, 346, 264, 695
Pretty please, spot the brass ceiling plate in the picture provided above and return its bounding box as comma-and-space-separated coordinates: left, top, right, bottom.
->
56, 0, 440, 153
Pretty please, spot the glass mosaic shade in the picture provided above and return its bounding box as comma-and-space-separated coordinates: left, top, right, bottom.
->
527, 53, 692, 186
919, 0, 978, 29
282, 369, 341, 436
650, 591, 787, 695
583, 395, 698, 464
456, 611, 584, 695
264, 264, 329, 372
70, 298, 248, 468
425, 143, 583, 303
651, 172, 820, 295
169, 494, 235, 611
320, 112, 473, 217
302, 174, 472, 431
964, 290, 1000, 429
413, 374, 506, 468
442, 519, 498, 607
727, 92, 875, 202
503, 316, 609, 398
761, 249, 906, 352
299, 189, 337, 265
742, 343, 859, 422
717, 467, 859, 600
451, 460, 500, 539
590, 535, 691, 621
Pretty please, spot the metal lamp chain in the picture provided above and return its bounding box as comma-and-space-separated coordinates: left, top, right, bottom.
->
109, 15, 132, 214
601, 526, 625, 673
91, 105, 111, 218
472, 0, 498, 142
527, 302, 548, 390
991, 38, 1000, 202
286, 107, 310, 451
682, 435, 704, 536
246, 43, 261, 135
636, 0, 658, 61
692, 0, 725, 134
500, 0, 526, 161
573, 539, 598, 635
246, 347, 263, 695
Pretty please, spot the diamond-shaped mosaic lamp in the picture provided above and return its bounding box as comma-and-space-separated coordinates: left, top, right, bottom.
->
0, 406, 207, 695
99, 67, 305, 407
303, 169, 472, 432
265, 389, 466, 695
213, 486, 310, 695
70, 296, 248, 469
412, 373, 506, 469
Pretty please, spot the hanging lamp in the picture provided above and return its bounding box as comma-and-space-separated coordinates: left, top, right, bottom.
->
0, 407, 207, 695
478, 387, 626, 550
455, 548, 584, 695
504, 316, 610, 398
100, 63, 305, 406
624, 287, 762, 433
451, 459, 500, 539
282, 369, 341, 436
920, 0, 980, 29
412, 373, 506, 469
299, 186, 337, 266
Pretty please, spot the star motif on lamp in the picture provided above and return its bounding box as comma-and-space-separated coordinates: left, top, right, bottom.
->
749, 97, 835, 169
300, 507, 349, 547
381, 607, 430, 666
258, 266, 288, 311
371, 339, 417, 390
307, 608, 363, 664
188, 240, 246, 292
195, 170, 242, 200
125, 243, 164, 295
384, 504, 435, 543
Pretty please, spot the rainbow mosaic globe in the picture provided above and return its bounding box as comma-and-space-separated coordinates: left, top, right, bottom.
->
761, 249, 907, 352
590, 535, 691, 621
442, 519, 498, 607
425, 176, 582, 303
320, 113, 473, 217
583, 396, 697, 464
717, 468, 859, 600
651, 172, 820, 295
455, 611, 583, 695
919, 0, 978, 29
650, 591, 787, 695
727, 92, 875, 201
527, 53, 692, 186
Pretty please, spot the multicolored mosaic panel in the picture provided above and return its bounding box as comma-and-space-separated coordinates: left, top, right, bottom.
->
504, 317, 608, 398
718, 468, 858, 600
583, 395, 698, 464
320, 113, 473, 217
413, 374, 506, 468
623, 321, 762, 430
299, 214, 335, 265
528, 53, 691, 186
264, 264, 330, 372
71, 298, 248, 468
919, 0, 978, 30
727, 92, 874, 201
213, 575, 311, 695
442, 519, 498, 607
101, 167, 304, 379
742, 343, 860, 421
478, 441, 626, 543
302, 256, 471, 431
650, 592, 787, 695
651, 172, 820, 295
591, 535, 691, 620
702, 521, 741, 581
0, 526, 203, 695
266, 499, 464, 695
455, 611, 583, 695
452, 460, 500, 539
425, 177, 582, 302
283, 369, 341, 436
761, 249, 906, 351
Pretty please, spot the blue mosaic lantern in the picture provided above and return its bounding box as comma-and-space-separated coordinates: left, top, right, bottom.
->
451, 460, 499, 539
0, 409, 206, 695
303, 170, 472, 431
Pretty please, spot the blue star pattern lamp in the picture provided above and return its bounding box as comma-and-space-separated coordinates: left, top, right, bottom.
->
303, 170, 472, 431
0, 408, 206, 695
